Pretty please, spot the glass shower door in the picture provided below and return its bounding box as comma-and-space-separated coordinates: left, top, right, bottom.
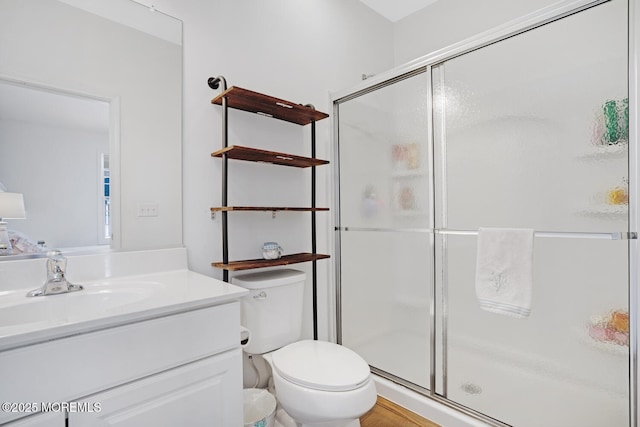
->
433, 0, 629, 425
337, 71, 433, 390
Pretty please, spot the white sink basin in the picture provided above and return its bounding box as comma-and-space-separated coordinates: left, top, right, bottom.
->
0, 285, 158, 327
0, 268, 248, 352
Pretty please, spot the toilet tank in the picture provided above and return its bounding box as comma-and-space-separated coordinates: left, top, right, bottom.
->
232, 269, 306, 354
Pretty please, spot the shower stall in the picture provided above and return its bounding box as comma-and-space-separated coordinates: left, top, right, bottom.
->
333, 0, 638, 426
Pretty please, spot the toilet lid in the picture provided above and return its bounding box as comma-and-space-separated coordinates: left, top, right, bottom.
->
271, 340, 371, 392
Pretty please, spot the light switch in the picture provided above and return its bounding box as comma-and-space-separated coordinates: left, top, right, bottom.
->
137, 202, 159, 217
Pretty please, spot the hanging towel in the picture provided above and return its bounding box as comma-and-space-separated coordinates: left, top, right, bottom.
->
475, 228, 534, 318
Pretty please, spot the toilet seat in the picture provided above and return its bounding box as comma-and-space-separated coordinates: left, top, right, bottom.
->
271, 340, 370, 392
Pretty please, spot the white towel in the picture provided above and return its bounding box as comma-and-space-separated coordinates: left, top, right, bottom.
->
475, 228, 534, 318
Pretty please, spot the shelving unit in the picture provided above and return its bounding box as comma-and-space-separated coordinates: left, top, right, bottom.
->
208, 76, 330, 339
577, 205, 628, 218
210, 86, 328, 125
213, 253, 331, 271
577, 143, 628, 160
211, 145, 328, 167
210, 207, 330, 213
576, 141, 629, 219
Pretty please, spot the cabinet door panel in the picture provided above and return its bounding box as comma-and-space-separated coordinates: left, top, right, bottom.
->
70, 349, 243, 427
4, 412, 64, 427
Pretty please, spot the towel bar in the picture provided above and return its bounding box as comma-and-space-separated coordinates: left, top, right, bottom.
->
335, 227, 637, 240
437, 229, 637, 240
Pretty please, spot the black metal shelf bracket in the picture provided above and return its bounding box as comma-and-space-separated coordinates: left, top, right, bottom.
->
209, 75, 229, 282
305, 104, 319, 341
208, 76, 227, 91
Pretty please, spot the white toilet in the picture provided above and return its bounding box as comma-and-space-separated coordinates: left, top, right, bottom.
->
232, 269, 377, 427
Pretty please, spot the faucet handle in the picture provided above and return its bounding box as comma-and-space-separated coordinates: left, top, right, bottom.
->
46, 249, 67, 278
26, 249, 83, 297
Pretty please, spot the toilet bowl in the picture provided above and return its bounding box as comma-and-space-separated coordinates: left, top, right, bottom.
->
265, 340, 377, 427
232, 269, 377, 427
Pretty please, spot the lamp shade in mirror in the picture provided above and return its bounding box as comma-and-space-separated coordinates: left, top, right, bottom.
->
0, 193, 26, 220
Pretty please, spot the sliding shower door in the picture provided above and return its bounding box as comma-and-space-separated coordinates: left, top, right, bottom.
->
336, 72, 433, 390
336, 0, 632, 425
433, 0, 629, 426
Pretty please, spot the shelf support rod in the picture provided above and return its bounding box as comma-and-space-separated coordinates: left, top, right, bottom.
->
222, 93, 229, 282
209, 75, 230, 282
310, 114, 318, 341
209, 75, 230, 281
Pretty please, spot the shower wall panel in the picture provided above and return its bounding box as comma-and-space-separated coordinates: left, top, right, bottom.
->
433, 0, 629, 425
433, 0, 628, 233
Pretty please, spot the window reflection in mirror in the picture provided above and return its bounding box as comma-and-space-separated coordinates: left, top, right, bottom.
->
0, 80, 111, 254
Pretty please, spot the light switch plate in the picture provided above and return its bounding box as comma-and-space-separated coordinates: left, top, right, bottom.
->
137, 203, 159, 217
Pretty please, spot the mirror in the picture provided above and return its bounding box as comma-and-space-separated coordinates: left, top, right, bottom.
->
0, 0, 183, 257
0, 81, 110, 251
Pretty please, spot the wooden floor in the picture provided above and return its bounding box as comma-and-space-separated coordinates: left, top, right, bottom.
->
360, 396, 441, 427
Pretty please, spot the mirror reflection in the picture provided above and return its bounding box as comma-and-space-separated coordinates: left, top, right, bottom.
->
0, 0, 183, 257
0, 81, 110, 253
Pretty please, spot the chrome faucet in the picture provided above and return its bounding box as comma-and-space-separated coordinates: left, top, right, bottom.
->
26, 249, 83, 297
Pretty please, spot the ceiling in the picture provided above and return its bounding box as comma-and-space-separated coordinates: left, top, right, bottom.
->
359, 0, 440, 22
0, 81, 109, 134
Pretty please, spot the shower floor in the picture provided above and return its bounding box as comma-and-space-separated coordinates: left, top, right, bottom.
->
350, 330, 628, 427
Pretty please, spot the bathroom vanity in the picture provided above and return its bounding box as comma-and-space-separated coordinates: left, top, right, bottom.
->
0, 248, 248, 426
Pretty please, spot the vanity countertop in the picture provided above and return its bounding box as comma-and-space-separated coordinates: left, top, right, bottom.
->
0, 268, 248, 352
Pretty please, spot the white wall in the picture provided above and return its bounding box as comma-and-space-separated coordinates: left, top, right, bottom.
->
141, 0, 395, 340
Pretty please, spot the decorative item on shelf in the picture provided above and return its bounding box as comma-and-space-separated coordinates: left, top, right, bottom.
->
392, 144, 407, 170
587, 309, 629, 347
392, 143, 420, 171
592, 98, 629, 146
262, 242, 283, 260
398, 185, 416, 211
362, 185, 383, 218
406, 143, 420, 170
606, 177, 628, 206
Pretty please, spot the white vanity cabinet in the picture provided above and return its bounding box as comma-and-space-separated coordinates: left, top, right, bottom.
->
1, 301, 244, 426
71, 350, 240, 426
3, 412, 64, 427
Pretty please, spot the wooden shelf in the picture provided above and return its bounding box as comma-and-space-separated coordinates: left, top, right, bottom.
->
210, 206, 329, 212
212, 252, 330, 271
211, 86, 329, 125
212, 145, 329, 168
